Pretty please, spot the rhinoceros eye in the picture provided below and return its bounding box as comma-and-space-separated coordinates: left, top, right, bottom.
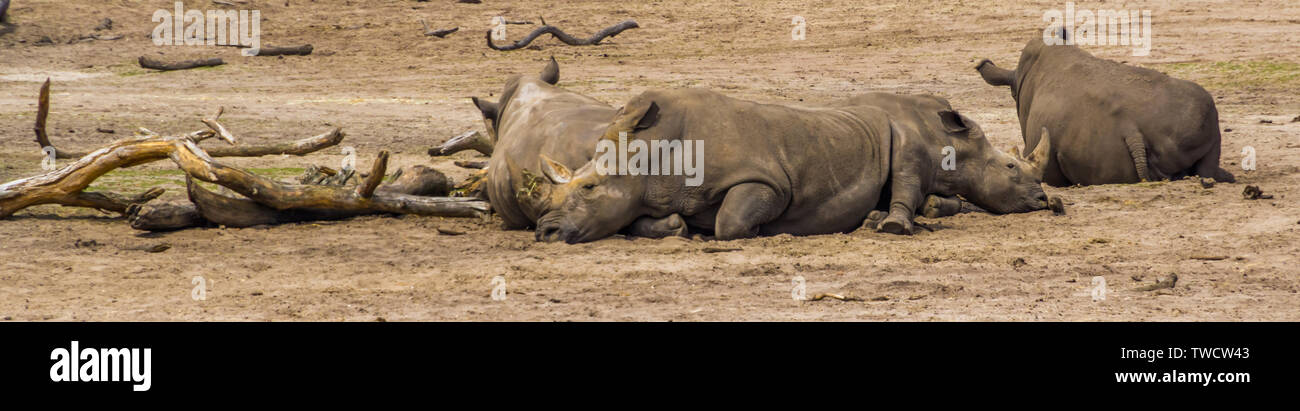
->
1007, 163, 1016, 169
582, 183, 596, 191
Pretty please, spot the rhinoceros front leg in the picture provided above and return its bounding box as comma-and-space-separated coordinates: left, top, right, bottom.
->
625, 213, 689, 239
714, 183, 783, 240
862, 194, 957, 231
874, 167, 927, 235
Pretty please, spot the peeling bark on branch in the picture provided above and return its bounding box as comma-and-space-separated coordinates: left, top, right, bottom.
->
0, 133, 199, 219
487, 19, 639, 51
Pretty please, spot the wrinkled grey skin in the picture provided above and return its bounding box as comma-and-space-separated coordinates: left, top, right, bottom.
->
535, 89, 1049, 243
976, 36, 1234, 186
471, 58, 686, 238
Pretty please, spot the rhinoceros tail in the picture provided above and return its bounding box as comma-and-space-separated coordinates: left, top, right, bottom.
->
1122, 132, 1150, 181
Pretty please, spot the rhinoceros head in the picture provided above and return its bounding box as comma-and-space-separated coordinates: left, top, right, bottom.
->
936, 110, 1050, 214
534, 99, 661, 243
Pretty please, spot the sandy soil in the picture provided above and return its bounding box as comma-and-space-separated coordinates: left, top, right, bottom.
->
0, 0, 1297, 321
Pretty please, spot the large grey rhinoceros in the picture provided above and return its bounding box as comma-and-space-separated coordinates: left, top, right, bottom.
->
976, 34, 1235, 186
469, 58, 688, 237
533, 88, 1050, 243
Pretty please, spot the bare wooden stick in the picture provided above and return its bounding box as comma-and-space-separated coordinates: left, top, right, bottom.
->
487, 19, 638, 51
169, 140, 490, 218
420, 19, 458, 38
63, 188, 165, 212
201, 106, 237, 145
139, 56, 225, 71
357, 151, 388, 198
252, 44, 313, 56
33, 78, 57, 155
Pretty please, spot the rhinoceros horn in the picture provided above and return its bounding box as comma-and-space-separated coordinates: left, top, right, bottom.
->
1020, 127, 1053, 178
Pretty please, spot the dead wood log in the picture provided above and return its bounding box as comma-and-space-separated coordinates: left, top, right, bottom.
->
252, 44, 313, 56
429, 129, 493, 156
420, 20, 458, 38
139, 56, 225, 71
487, 19, 639, 51
126, 199, 204, 231
169, 139, 490, 218
132, 165, 455, 230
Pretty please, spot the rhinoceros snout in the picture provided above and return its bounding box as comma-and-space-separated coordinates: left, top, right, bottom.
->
536, 223, 563, 242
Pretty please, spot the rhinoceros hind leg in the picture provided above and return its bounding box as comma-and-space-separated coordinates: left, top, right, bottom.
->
626, 214, 689, 239
1193, 142, 1235, 183
861, 210, 887, 231
714, 183, 782, 240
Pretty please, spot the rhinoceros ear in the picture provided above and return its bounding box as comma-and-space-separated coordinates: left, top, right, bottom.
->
539, 154, 572, 184
471, 97, 498, 121
540, 56, 560, 85
937, 110, 970, 134
630, 101, 660, 131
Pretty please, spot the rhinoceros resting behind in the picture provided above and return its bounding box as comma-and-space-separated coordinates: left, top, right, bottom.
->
976, 33, 1234, 186
469, 58, 687, 237
533, 88, 1049, 243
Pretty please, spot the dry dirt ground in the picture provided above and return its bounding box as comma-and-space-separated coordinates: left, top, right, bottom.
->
1, 0, 1297, 321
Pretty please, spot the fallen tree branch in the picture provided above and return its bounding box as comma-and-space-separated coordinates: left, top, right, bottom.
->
429, 129, 493, 156
0, 132, 205, 219
252, 44, 313, 56
8, 90, 345, 218
487, 19, 638, 51
139, 56, 225, 71
169, 139, 490, 218
420, 19, 458, 38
